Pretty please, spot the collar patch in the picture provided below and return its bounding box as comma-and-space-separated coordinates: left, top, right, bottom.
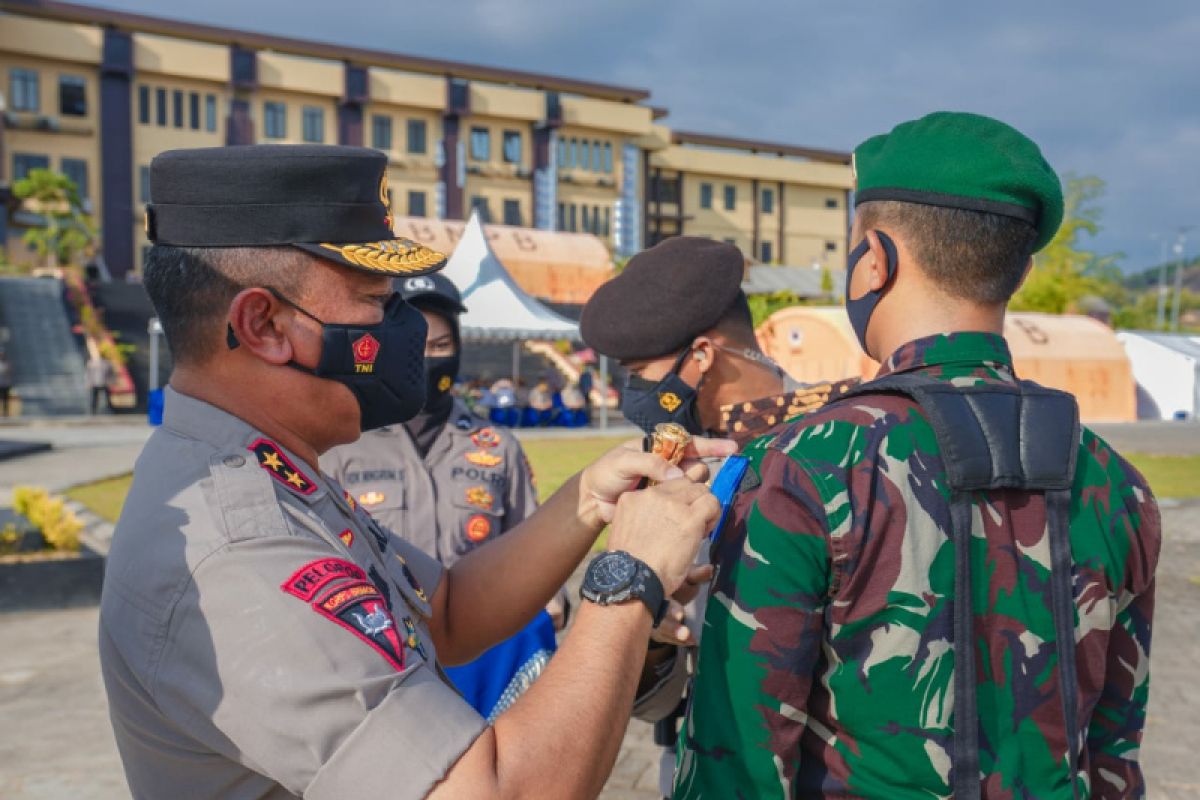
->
249, 438, 316, 496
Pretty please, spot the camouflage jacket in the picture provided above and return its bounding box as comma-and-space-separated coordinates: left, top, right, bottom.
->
675, 332, 1161, 800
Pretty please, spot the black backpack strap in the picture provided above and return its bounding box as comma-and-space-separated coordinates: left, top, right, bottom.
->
839, 373, 1081, 799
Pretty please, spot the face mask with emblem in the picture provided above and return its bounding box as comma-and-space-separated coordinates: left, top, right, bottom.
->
234, 288, 429, 431
422, 354, 459, 413
620, 346, 706, 436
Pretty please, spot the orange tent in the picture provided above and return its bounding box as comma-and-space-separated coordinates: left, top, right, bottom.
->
391, 216, 613, 305
757, 308, 1135, 422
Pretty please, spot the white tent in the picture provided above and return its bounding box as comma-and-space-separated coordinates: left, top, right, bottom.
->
1116, 331, 1200, 420
438, 212, 611, 427
440, 212, 581, 343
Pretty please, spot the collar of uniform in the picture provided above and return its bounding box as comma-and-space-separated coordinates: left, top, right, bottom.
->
719, 378, 860, 446
875, 332, 1014, 380
447, 398, 482, 436
161, 386, 327, 502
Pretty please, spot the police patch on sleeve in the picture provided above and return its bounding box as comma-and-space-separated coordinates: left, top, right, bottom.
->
280, 557, 366, 601
312, 581, 406, 671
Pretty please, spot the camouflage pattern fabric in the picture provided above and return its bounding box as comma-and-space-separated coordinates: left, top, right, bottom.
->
675, 332, 1161, 800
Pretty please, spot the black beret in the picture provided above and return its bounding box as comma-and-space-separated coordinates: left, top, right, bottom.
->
580, 236, 745, 361
396, 273, 467, 314
145, 144, 446, 277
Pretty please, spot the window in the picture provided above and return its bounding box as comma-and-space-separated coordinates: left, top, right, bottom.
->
581, 140, 591, 172
557, 137, 567, 168
371, 115, 393, 151
61, 158, 88, 201
13, 153, 49, 181
581, 205, 590, 233
760, 241, 773, 262
825, 241, 837, 252
408, 191, 427, 218
139, 166, 151, 203
137, 85, 150, 124
10, 68, 38, 112
568, 204, 577, 232
699, 183, 713, 210
570, 138, 579, 169
602, 206, 611, 237
155, 87, 167, 126
205, 94, 217, 132
825, 197, 839, 209
263, 101, 286, 139
603, 142, 613, 174
59, 75, 87, 117
173, 90, 184, 128
469, 127, 490, 161
502, 130, 522, 164
503, 198, 521, 226
302, 107, 324, 143
724, 238, 737, 246
591, 141, 602, 172
761, 188, 774, 214
188, 92, 200, 130
469, 195, 491, 223
407, 119, 427, 154
724, 185, 736, 211
556, 202, 565, 230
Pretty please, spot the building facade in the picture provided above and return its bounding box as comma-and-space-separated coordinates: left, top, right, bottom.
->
0, 0, 852, 278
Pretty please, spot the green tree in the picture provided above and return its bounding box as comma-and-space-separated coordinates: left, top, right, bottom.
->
10, 168, 97, 269
820, 266, 835, 298
1011, 174, 1116, 314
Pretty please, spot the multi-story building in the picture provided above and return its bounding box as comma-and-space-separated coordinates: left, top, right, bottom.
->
0, 0, 851, 280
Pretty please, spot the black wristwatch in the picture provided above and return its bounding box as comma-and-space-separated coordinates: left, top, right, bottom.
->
580, 550, 669, 626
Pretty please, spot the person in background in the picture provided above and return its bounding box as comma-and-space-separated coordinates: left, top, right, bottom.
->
0, 349, 12, 417
86, 352, 112, 414
323, 273, 569, 720
578, 364, 595, 407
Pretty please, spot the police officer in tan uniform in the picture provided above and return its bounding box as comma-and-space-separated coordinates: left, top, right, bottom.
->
99, 145, 728, 799
324, 274, 568, 719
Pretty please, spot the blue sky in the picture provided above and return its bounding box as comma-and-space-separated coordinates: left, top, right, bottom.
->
100, 0, 1200, 273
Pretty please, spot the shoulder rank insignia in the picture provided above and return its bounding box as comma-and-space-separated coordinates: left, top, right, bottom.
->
466, 513, 492, 542
465, 449, 504, 468
249, 438, 316, 496
471, 427, 502, 449
465, 485, 494, 510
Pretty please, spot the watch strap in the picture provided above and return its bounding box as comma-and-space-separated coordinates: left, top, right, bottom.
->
636, 561, 669, 626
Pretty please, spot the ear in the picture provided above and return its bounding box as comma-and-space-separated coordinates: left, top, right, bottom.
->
228, 288, 297, 366
691, 337, 716, 376
863, 230, 892, 293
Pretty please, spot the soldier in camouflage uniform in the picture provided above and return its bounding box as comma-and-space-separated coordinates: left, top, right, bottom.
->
675, 112, 1161, 799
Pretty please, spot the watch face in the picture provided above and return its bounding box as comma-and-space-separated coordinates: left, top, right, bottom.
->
590, 552, 638, 592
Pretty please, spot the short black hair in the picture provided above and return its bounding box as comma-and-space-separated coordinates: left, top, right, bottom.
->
855, 201, 1038, 304
142, 245, 305, 364
711, 290, 757, 346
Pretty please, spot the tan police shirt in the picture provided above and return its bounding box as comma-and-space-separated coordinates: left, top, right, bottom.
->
99, 388, 486, 800
322, 400, 538, 566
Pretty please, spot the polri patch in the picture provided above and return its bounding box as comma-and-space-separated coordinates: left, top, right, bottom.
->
312, 581, 405, 671
466, 514, 492, 542
249, 438, 316, 496
465, 449, 503, 468
281, 557, 366, 601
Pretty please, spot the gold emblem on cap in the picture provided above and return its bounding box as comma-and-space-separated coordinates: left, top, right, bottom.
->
379, 173, 393, 228
318, 238, 446, 275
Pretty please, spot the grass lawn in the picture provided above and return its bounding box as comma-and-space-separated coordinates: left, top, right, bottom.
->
62, 445, 1200, 531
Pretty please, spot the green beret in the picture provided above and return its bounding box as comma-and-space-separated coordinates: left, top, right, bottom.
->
853, 111, 1063, 251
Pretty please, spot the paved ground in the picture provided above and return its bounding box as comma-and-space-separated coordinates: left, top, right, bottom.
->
1, 500, 1196, 798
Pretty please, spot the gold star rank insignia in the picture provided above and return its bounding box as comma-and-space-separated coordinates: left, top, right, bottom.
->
248, 438, 316, 497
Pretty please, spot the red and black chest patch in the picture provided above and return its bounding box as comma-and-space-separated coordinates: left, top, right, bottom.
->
249, 438, 316, 496
312, 580, 406, 672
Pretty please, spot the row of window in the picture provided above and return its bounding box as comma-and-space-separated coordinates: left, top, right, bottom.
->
469, 127, 523, 164
470, 196, 523, 227
263, 102, 326, 143
9, 67, 87, 117
699, 183, 841, 213
12, 153, 89, 199
370, 115, 428, 154
558, 137, 613, 173
137, 85, 218, 132
557, 202, 611, 237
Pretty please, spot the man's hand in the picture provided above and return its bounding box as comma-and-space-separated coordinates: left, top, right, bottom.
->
606, 480, 721, 597
651, 564, 713, 647
577, 438, 736, 530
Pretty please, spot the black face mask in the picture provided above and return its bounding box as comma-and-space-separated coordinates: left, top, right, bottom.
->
845, 230, 899, 354
620, 347, 706, 436
423, 354, 459, 414
262, 289, 429, 432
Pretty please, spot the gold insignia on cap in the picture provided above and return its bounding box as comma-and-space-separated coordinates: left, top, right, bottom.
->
379, 173, 393, 228
318, 238, 446, 275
